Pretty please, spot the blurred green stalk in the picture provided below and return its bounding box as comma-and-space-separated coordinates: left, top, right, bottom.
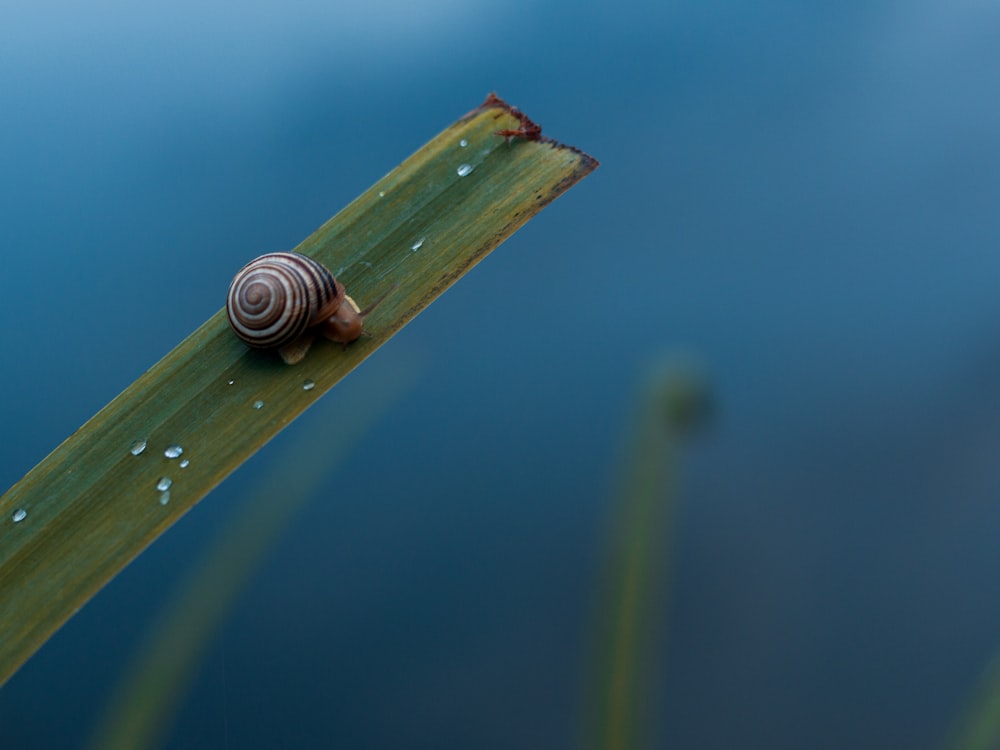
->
88, 363, 416, 750
588, 360, 710, 750
946, 652, 1000, 750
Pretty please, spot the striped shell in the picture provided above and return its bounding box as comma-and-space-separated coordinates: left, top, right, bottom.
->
226, 252, 344, 349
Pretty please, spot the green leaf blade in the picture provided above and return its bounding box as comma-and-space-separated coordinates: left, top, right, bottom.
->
0, 94, 597, 685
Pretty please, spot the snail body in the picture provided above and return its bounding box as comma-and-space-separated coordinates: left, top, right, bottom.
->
226, 251, 389, 364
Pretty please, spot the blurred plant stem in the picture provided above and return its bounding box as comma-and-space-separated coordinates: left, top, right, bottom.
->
945, 652, 1000, 750
87, 361, 417, 750
587, 359, 710, 750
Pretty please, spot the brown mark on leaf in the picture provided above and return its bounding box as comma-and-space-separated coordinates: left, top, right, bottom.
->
487, 95, 543, 141
475, 93, 600, 171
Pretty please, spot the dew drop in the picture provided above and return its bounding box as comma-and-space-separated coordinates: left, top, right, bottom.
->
156, 477, 172, 491
129, 439, 147, 456
179, 459, 190, 468
253, 400, 265, 410
456, 163, 474, 177
12, 508, 27, 523
227, 379, 235, 386
159, 490, 171, 506
411, 237, 425, 252
460, 139, 468, 148
302, 380, 316, 391
164, 444, 183, 459
378, 190, 386, 198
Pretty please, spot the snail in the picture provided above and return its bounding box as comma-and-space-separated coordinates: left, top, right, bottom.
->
226, 251, 392, 365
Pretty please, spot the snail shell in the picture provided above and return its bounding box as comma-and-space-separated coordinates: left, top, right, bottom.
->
226, 252, 345, 349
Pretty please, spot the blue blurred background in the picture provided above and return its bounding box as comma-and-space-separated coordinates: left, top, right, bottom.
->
3, 1, 1000, 747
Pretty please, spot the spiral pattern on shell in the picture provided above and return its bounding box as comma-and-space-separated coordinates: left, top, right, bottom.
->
226, 252, 344, 349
